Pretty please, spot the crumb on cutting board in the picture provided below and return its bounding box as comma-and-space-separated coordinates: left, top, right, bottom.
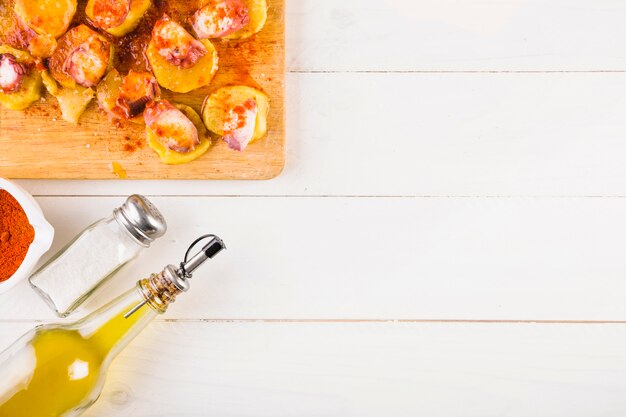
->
110, 161, 127, 179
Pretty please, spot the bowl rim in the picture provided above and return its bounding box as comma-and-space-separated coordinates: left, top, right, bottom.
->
0, 178, 54, 294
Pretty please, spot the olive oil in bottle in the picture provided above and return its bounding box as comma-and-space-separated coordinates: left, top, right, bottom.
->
0, 235, 225, 417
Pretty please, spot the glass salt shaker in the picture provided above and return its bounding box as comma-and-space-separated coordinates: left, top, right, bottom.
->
29, 195, 167, 318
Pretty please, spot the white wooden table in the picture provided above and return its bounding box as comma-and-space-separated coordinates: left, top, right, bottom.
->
3, 0, 626, 415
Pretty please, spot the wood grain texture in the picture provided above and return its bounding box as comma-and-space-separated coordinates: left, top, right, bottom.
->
3, 196, 626, 321
15, 72, 626, 197
0, 0, 285, 180
287, 0, 626, 72
2, 0, 626, 415
3, 321, 626, 417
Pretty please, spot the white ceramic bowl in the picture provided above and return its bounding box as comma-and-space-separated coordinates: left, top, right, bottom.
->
0, 178, 54, 294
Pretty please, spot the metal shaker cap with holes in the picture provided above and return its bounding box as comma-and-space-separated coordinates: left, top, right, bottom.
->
114, 195, 167, 247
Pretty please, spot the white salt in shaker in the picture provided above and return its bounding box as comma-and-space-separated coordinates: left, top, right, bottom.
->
29, 195, 167, 317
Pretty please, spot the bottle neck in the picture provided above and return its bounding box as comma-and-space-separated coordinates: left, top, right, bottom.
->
138, 267, 187, 314
75, 271, 185, 361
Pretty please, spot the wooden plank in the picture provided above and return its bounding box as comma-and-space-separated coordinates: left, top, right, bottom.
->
287, 0, 626, 72
3, 196, 626, 321
0, 0, 285, 179
14, 72, 626, 196
2, 321, 626, 416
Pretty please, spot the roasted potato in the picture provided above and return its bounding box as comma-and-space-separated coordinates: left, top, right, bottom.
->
0, 46, 42, 111
53, 87, 95, 124
42, 69, 95, 124
145, 101, 212, 164
218, 0, 267, 40
191, 0, 250, 39
48, 24, 113, 89
152, 15, 208, 69
146, 38, 218, 93
202, 85, 269, 150
28, 34, 58, 58
116, 70, 160, 118
14, 0, 77, 38
96, 69, 158, 122
95, 68, 123, 117
86, 0, 152, 37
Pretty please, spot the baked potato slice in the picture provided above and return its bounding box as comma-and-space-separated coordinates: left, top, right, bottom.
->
218, 0, 267, 40
96, 68, 161, 119
54, 86, 95, 124
145, 101, 212, 164
201, 85, 269, 150
191, 0, 250, 39
48, 24, 113, 89
42, 70, 94, 124
116, 70, 160, 118
14, 0, 77, 38
28, 34, 58, 58
96, 68, 123, 116
86, 0, 152, 37
146, 38, 218, 93
0, 46, 42, 111
96, 69, 159, 121
151, 15, 208, 68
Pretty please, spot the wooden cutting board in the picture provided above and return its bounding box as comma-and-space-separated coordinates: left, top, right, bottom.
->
0, 0, 284, 180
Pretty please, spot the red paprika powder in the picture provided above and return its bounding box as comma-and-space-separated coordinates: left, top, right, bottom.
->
0, 190, 35, 282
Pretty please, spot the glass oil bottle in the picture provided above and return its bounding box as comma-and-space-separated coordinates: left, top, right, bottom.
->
0, 235, 225, 417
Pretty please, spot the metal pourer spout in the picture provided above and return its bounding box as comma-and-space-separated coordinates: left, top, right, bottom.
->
125, 234, 226, 318
178, 235, 226, 278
